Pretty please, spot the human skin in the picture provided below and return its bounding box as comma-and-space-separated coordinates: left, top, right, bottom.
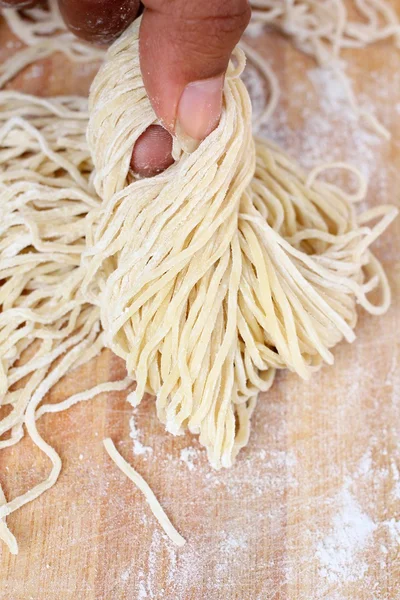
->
0, 0, 251, 176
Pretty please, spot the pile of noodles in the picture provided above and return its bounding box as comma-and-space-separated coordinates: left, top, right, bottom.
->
0, 0, 397, 552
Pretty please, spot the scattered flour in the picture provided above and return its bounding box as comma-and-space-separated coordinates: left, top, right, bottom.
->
316, 487, 376, 584
390, 461, 400, 499
354, 450, 373, 478
219, 531, 248, 553
129, 414, 153, 457
307, 66, 349, 113
179, 447, 198, 472
384, 519, 400, 544
137, 574, 149, 600
25, 64, 44, 80
260, 64, 385, 182
5, 40, 21, 50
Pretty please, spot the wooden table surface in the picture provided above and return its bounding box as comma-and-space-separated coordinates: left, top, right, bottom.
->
0, 7, 399, 600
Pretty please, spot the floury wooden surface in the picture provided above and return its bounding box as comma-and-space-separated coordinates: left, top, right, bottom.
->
0, 7, 400, 599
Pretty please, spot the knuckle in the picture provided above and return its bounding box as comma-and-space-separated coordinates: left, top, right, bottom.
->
147, 0, 251, 38
174, 2, 250, 54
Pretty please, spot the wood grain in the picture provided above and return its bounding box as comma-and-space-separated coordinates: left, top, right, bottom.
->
0, 8, 399, 600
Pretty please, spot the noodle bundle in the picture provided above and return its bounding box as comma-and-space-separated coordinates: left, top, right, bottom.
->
84, 21, 397, 469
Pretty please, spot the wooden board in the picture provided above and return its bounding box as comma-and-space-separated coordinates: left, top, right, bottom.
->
0, 8, 400, 600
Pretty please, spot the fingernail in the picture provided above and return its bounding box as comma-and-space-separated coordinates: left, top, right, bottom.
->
176, 75, 224, 143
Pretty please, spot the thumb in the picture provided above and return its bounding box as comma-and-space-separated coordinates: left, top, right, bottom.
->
140, 0, 251, 143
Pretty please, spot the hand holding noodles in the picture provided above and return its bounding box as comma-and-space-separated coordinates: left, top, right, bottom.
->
84, 20, 397, 469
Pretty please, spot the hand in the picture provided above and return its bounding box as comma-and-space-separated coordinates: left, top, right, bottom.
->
1, 0, 250, 176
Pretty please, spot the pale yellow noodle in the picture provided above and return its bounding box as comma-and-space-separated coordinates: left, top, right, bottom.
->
103, 438, 186, 547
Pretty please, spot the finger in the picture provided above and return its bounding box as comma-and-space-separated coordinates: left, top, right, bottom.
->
0, 0, 38, 7
131, 125, 173, 177
58, 0, 141, 45
140, 0, 250, 142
